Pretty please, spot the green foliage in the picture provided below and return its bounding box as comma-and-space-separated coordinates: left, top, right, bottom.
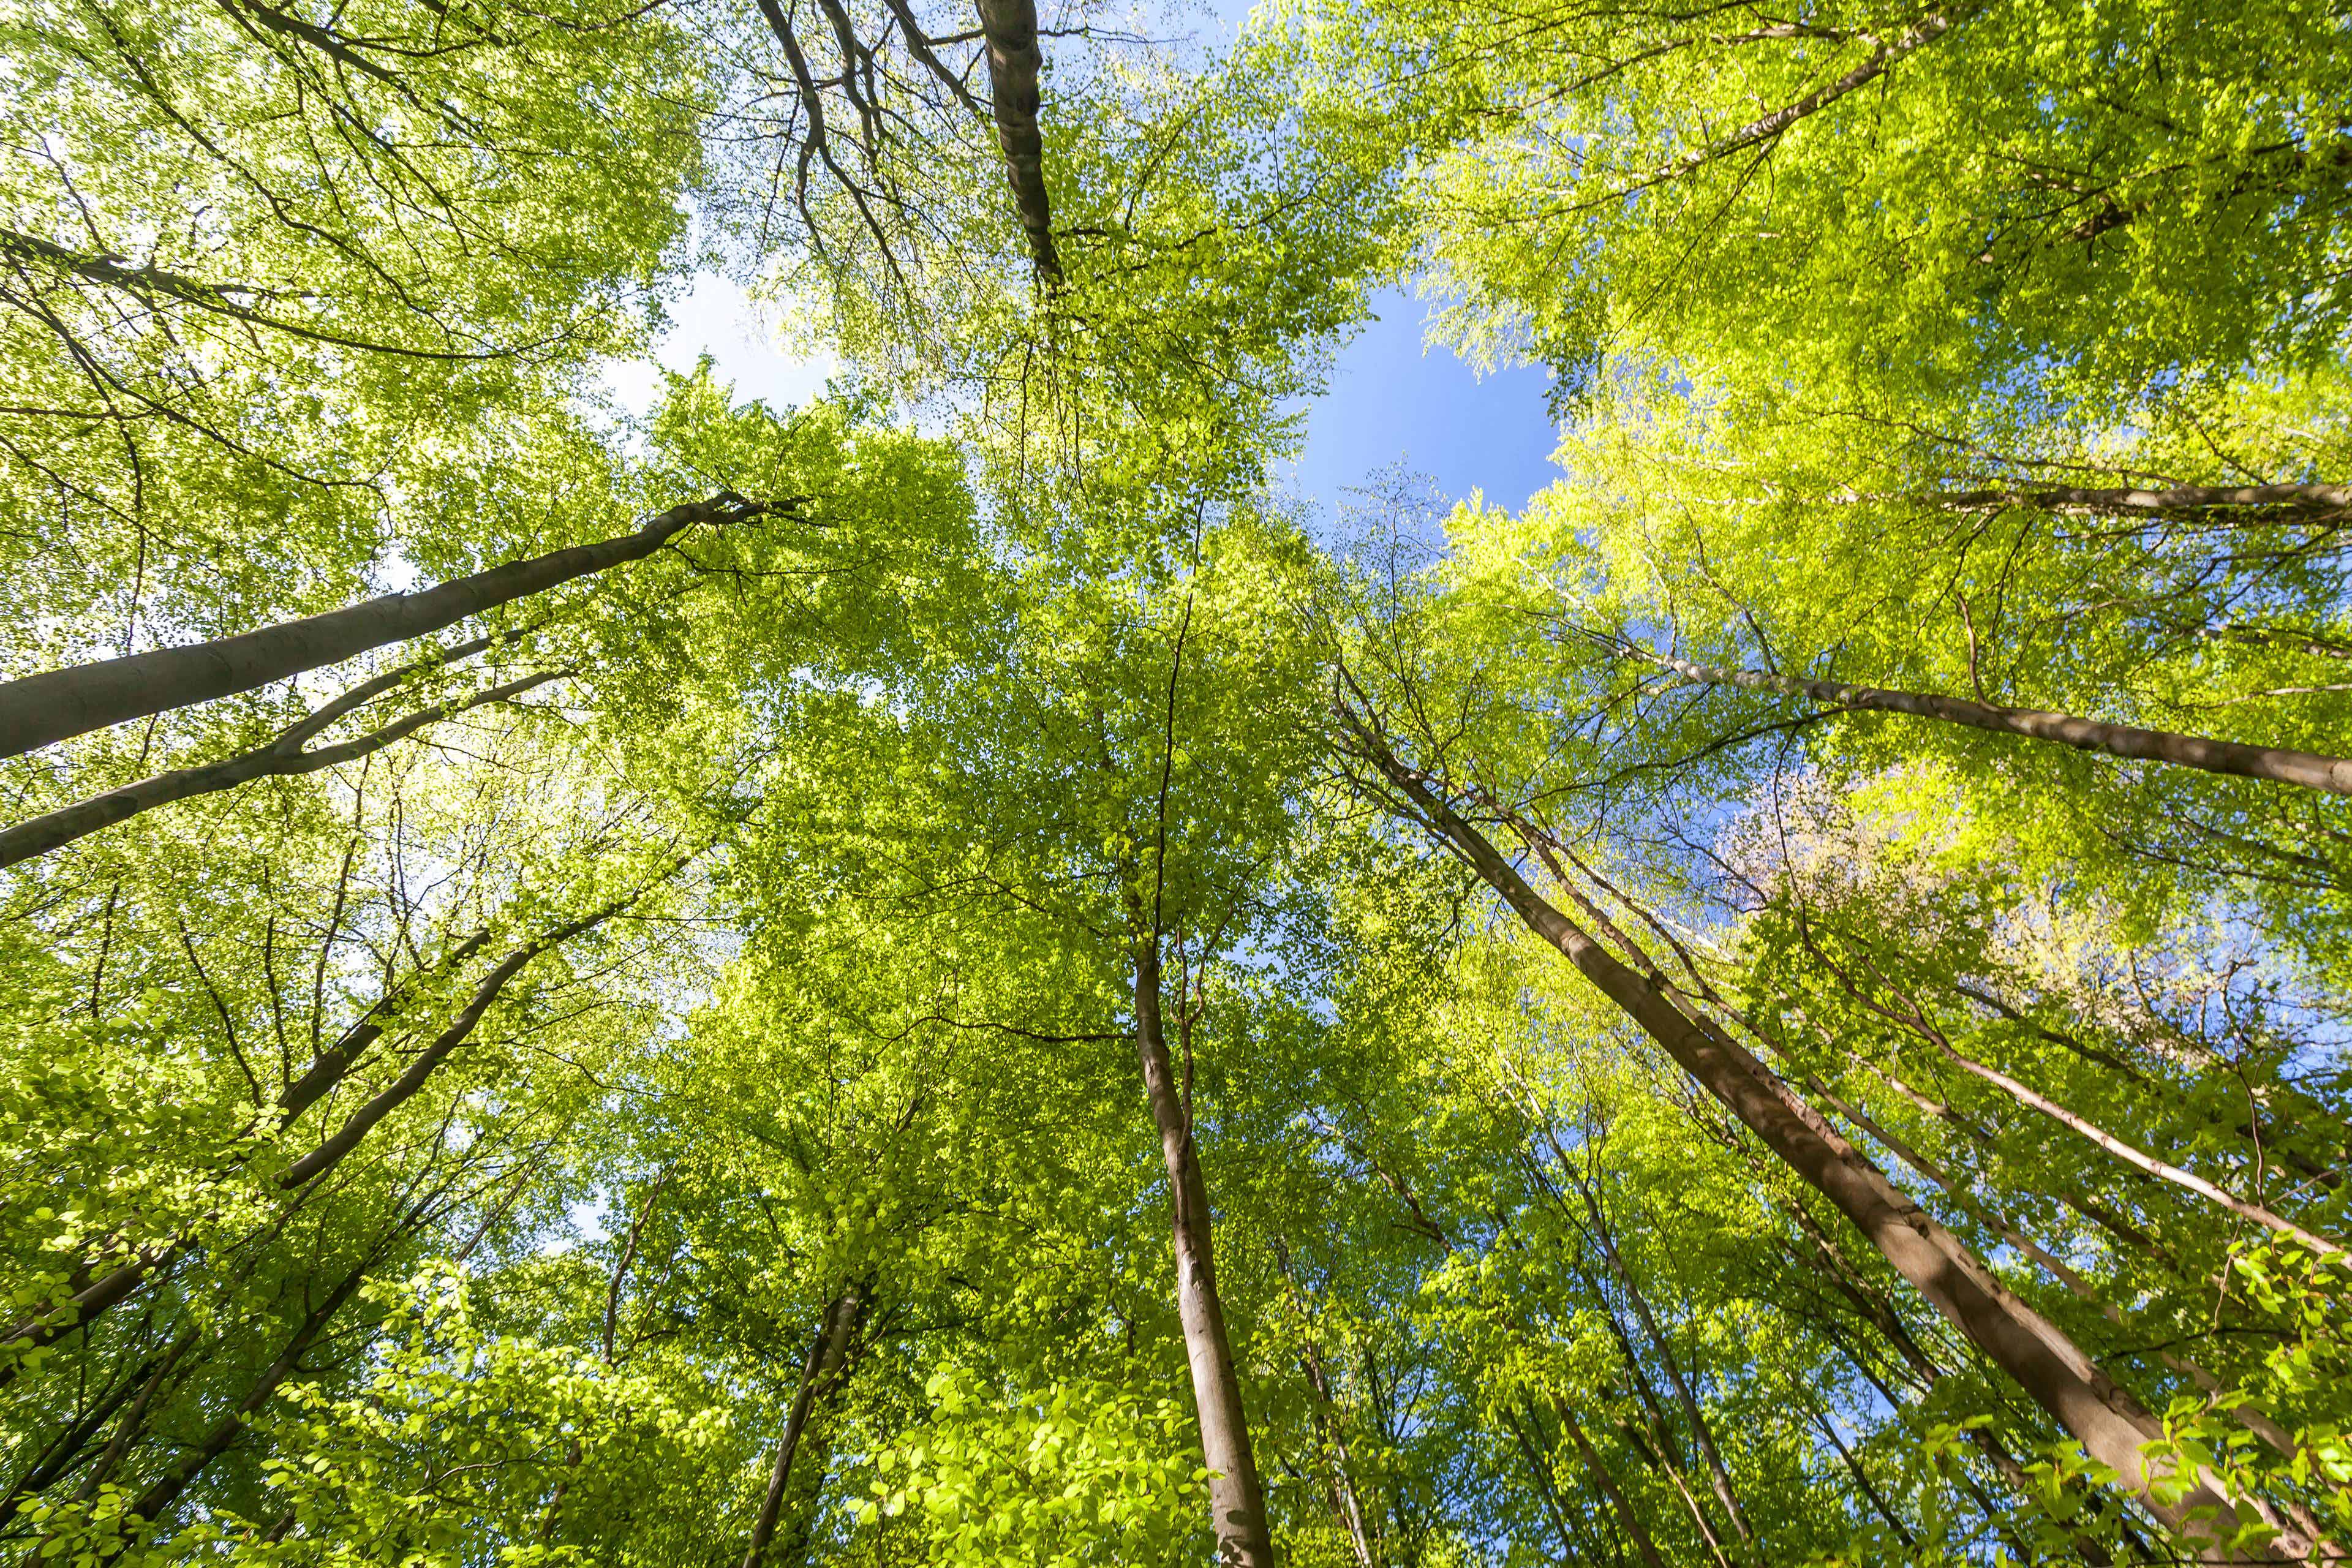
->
3, 0, 2351, 1564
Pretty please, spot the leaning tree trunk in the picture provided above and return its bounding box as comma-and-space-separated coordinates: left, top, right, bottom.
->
743, 1285, 862, 1568
1132, 936, 1274, 1568
1638, 647, 2352, 797
0, 877, 668, 1377
0, 657, 565, 866
1551, 1396, 1670, 1568
1349, 726, 2285, 1557
112, 1253, 372, 1537
973, 0, 1061, 282
0, 492, 762, 758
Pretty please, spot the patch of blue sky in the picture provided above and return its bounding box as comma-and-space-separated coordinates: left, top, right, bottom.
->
1281, 287, 1564, 531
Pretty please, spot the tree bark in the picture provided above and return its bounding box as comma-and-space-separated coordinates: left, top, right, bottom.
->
1133, 935, 1273, 1568
1273, 1241, 1376, 1568
1345, 724, 2274, 1555
279, 881, 662, 1190
742, 1285, 862, 1568
0, 1242, 183, 1382
1928, 482, 2351, 518
119, 1254, 371, 1532
1638, 647, 2352, 797
0, 663, 566, 867
973, 0, 1061, 282
0, 492, 760, 759
1555, 1150, 1757, 1551
1551, 1396, 1670, 1568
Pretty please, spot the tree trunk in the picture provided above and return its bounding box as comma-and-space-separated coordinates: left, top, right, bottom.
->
743, 1285, 862, 1568
0, 493, 759, 759
279, 882, 660, 1189
1349, 729, 2274, 1555
1550, 1396, 1670, 1568
1273, 1242, 1376, 1568
1502, 1406, 1593, 1566
1640, 647, 2352, 797
1928, 481, 2351, 518
972, 0, 1061, 282
1133, 935, 1273, 1568
1554, 1147, 1757, 1551
0, 665, 565, 867
120, 1256, 371, 1532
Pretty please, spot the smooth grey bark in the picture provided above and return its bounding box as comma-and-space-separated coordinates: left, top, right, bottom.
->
1637, 5, 1969, 187
1559, 1155, 1757, 1551
1930, 481, 2351, 516
1133, 935, 1273, 1568
0, 492, 760, 758
973, 0, 1061, 281
1551, 1395, 1670, 1568
1343, 720, 2270, 1554
742, 1285, 862, 1568
1642, 647, 2352, 797
0, 1242, 183, 1382
1273, 1241, 1376, 1568
0, 657, 565, 867
1, 885, 652, 1385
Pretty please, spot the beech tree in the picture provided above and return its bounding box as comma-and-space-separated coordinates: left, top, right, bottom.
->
2, 0, 2350, 1564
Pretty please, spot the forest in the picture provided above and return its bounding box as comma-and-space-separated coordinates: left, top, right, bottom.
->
0, 0, 2348, 1562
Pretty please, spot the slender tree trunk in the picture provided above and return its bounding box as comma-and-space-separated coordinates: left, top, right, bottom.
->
5, 880, 671, 1389
0, 1242, 183, 1381
0, 492, 760, 758
1817, 1069, 2326, 1509
1133, 935, 1273, 1568
72, 1328, 201, 1504
1550, 1396, 1669, 1568
0, 1345, 164, 1512
1554, 1148, 1757, 1551
1913, 1018, 2342, 1257
1928, 481, 2352, 518
1502, 1407, 1591, 1567
0, 665, 565, 867
276, 930, 494, 1128
1347, 728, 2277, 1556
1791, 1379, 1915, 1547
119, 1256, 371, 1531
743, 1286, 862, 1568
1638, 647, 2352, 797
279, 881, 662, 1190
1273, 1242, 1376, 1568
1648, 3, 1968, 183
972, 0, 1060, 282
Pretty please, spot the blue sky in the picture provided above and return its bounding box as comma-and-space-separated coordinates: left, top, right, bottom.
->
1284, 288, 1562, 518
606, 276, 1564, 524
600, 1, 1566, 526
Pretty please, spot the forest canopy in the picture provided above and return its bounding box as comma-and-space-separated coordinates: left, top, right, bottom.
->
1, 0, 2348, 1564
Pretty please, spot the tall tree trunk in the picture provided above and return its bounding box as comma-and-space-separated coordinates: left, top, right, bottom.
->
0, 662, 565, 867
118, 1256, 372, 1532
1502, 1406, 1594, 1566
1927, 481, 2352, 518
1273, 1242, 1376, 1568
3, 878, 669, 1384
1346, 726, 2278, 1556
972, 0, 1061, 282
1550, 1396, 1670, 1568
1133, 936, 1273, 1568
279, 879, 665, 1189
0, 492, 760, 758
1635, 647, 2352, 797
742, 1285, 862, 1568
1551, 1145, 1757, 1551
